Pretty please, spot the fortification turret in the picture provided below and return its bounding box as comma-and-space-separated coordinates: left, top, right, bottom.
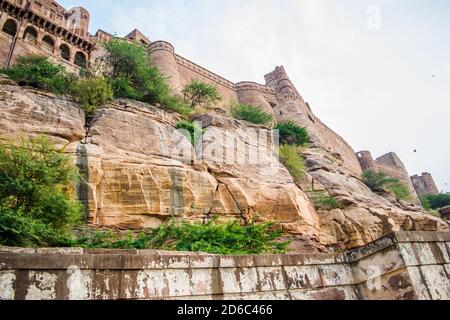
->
234, 82, 276, 115
148, 41, 181, 93
357, 151, 375, 171
411, 173, 439, 196
264, 66, 303, 102
66, 7, 90, 38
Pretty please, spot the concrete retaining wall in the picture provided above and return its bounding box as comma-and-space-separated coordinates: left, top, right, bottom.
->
0, 232, 449, 300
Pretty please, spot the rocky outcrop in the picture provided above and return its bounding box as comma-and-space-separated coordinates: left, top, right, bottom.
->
0, 76, 85, 146
0, 79, 447, 251
297, 141, 448, 250
79, 101, 319, 238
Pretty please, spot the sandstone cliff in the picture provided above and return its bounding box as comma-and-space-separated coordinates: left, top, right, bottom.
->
0, 77, 447, 251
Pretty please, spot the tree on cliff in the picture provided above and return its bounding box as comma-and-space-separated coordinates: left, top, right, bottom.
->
94, 39, 190, 116
182, 79, 222, 109
0, 136, 82, 247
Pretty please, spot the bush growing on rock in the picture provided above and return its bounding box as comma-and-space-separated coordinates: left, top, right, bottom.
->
75, 220, 291, 255
71, 77, 113, 123
0, 56, 74, 94
420, 193, 450, 210
362, 170, 398, 192
279, 144, 305, 181
362, 170, 411, 201
97, 39, 190, 115
182, 79, 222, 109
230, 104, 273, 125
275, 121, 309, 146
310, 191, 341, 210
175, 120, 205, 146
0, 136, 82, 247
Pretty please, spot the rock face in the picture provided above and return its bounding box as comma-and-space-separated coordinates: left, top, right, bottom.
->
0, 79, 448, 251
79, 100, 319, 238
301, 147, 448, 249
0, 76, 85, 146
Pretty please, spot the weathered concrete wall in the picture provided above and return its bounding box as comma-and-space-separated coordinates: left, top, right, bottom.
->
0, 232, 448, 300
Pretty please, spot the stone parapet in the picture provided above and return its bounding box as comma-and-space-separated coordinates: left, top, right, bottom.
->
0, 232, 448, 300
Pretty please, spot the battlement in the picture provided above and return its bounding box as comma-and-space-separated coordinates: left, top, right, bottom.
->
411, 172, 439, 196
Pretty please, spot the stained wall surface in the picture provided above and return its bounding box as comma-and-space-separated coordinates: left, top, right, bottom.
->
1, 232, 449, 300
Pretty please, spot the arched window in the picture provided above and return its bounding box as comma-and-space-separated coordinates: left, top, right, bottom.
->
74, 51, 86, 67
23, 26, 38, 44
59, 44, 70, 61
2, 19, 17, 37
41, 35, 55, 53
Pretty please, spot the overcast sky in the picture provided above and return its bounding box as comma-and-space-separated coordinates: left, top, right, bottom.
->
60, 0, 450, 192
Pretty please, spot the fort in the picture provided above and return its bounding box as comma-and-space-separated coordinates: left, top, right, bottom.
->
1, 1, 449, 301
1, 0, 439, 197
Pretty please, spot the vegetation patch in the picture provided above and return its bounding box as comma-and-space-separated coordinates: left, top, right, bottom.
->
310, 191, 341, 210
182, 79, 222, 109
362, 170, 411, 201
275, 121, 309, 146
175, 120, 205, 146
0, 56, 74, 94
231, 104, 273, 126
279, 144, 305, 181
71, 77, 113, 123
75, 220, 291, 255
420, 193, 450, 210
0, 136, 82, 247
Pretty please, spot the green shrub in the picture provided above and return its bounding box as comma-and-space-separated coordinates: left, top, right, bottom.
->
160, 95, 192, 118
99, 39, 180, 111
175, 120, 204, 146
0, 136, 82, 247
311, 191, 341, 210
420, 193, 450, 210
362, 170, 398, 192
275, 121, 309, 146
279, 144, 305, 181
71, 77, 113, 122
362, 170, 411, 201
389, 182, 411, 201
75, 220, 291, 255
231, 104, 273, 125
182, 79, 222, 109
0, 56, 73, 94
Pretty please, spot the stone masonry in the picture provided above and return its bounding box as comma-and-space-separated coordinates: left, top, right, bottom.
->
411, 173, 440, 196
0, 232, 449, 300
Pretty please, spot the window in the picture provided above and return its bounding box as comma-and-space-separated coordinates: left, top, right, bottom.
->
23, 26, 38, 44
74, 51, 86, 67
2, 19, 18, 37
41, 35, 55, 53
59, 44, 70, 61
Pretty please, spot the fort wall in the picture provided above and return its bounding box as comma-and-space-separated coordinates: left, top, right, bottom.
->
411, 173, 440, 196
1, 232, 449, 300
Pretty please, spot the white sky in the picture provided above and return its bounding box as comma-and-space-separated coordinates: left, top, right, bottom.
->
61, 0, 450, 192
